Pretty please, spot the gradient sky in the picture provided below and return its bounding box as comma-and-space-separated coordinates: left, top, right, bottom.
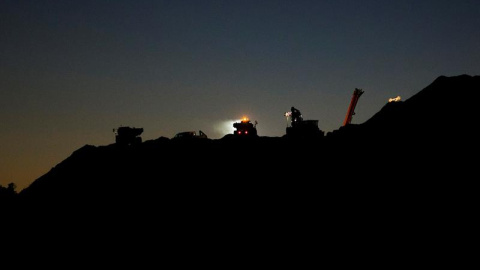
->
1, 0, 479, 190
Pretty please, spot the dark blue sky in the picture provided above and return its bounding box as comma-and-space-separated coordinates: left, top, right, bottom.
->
1, 0, 479, 189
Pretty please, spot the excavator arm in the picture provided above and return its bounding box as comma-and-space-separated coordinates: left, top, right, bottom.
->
343, 88, 364, 126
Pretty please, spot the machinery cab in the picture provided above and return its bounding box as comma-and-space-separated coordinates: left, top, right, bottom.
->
233, 117, 258, 137
285, 107, 324, 138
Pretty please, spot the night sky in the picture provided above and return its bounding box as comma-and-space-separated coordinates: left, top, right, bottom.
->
1, 0, 479, 190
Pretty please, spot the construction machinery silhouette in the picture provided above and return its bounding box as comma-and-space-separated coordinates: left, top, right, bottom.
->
284, 107, 324, 138
343, 88, 364, 126
174, 130, 208, 139
114, 126, 143, 146
233, 117, 258, 137
111, 89, 364, 141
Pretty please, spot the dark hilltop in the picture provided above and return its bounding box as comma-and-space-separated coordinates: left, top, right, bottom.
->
9, 74, 476, 207
3, 75, 478, 248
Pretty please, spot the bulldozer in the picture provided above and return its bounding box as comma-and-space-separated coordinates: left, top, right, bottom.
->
114, 126, 143, 146
285, 107, 324, 138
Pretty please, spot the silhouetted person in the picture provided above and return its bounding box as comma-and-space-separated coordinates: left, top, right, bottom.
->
291, 107, 302, 127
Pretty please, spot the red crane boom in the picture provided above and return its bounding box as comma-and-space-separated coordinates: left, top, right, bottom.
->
343, 88, 364, 126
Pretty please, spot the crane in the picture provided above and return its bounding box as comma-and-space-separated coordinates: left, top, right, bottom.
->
343, 88, 364, 126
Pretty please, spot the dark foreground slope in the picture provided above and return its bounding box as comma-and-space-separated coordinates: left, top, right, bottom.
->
17, 74, 479, 209
5, 75, 478, 261
363, 74, 479, 140
19, 136, 328, 210
329, 74, 478, 170
331, 74, 480, 141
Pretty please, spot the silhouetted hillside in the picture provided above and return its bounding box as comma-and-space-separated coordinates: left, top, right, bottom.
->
13, 75, 479, 221
328, 74, 479, 144
0, 183, 17, 204
364, 74, 479, 138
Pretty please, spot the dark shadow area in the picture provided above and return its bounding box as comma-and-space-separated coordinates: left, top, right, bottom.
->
0, 183, 17, 202
4, 75, 478, 250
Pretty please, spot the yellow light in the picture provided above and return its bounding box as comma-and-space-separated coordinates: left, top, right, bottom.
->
389, 96, 401, 102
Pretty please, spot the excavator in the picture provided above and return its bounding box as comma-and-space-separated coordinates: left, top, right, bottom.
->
343, 88, 364, 126
285, 107, 324, 138
325, 88, 365, 138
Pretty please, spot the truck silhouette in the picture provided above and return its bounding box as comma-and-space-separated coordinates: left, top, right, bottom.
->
114, 126, 143, 146
233, 117, 258, 137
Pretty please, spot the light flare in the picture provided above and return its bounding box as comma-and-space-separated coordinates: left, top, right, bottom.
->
214, 119, 242, 137
389, 96, 401, 102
